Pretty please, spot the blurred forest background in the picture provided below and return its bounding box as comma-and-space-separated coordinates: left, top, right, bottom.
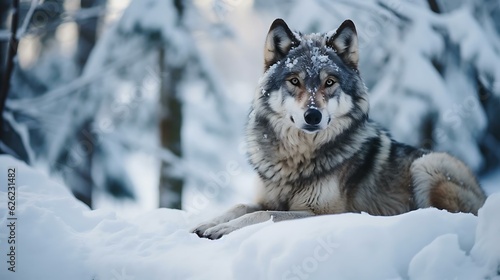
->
0, 0, 499, 217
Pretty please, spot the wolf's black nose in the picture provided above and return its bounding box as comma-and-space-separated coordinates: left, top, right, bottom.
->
304, 109, 322, 125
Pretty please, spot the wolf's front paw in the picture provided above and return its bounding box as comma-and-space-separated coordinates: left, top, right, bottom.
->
191, 222, 218, 238
201, 223, 238, 240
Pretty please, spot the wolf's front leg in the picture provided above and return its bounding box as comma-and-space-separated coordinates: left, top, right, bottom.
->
191, 204, 261, 237
201, 210, 315, 240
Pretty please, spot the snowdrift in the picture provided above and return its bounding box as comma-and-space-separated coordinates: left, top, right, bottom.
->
0, 155, 499, 280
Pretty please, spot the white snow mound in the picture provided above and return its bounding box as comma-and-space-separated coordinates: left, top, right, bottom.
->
0, 155, 499, 280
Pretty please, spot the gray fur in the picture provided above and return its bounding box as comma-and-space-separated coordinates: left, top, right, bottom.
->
192, 19, 486, 240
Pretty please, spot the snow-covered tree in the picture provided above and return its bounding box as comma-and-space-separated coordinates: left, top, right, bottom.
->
4, 0, 243, 209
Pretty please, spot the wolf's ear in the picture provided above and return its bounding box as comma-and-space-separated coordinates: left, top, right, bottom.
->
327, 20, 359, 68
264, 19, 300, 71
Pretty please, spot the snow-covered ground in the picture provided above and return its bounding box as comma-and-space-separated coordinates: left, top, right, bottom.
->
1, 155, 499, 280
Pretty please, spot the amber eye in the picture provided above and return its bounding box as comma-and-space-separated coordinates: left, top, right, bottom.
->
325, 79, 335, 87
289, 77, 300, 86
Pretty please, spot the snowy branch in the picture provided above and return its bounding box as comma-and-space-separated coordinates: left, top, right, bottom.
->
336, 0, 396, 19
377, 0, 439, 23
18, 6, 114, 38
105, 131, 214, 183
16, 0, 40, 40
6, 48, 148, 114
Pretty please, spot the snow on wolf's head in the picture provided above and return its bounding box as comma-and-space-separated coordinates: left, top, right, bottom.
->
256, 19, 369, 139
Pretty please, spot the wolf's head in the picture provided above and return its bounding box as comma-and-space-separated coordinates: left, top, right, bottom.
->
254, 19, 369, 140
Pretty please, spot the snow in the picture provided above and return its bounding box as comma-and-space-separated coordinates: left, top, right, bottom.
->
285, 57, 299, 69
1, 155, 499, 280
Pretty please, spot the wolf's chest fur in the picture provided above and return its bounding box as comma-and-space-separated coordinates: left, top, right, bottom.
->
248, 118, 353, 214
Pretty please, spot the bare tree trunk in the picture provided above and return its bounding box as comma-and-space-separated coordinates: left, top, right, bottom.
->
0, 0, 12, 83
76, 0, 103, 71
0, 0, 18, 142
158, 47, 183, 209
156, 0, 185, 209
61, 0, 106, 208
66, 120, 94, 207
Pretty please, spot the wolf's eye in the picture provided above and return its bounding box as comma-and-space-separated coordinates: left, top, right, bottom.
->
289, 78, 300, 86
325, 79, 336, 87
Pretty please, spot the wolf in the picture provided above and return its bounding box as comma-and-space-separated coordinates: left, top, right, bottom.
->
192, 19, 487, 240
